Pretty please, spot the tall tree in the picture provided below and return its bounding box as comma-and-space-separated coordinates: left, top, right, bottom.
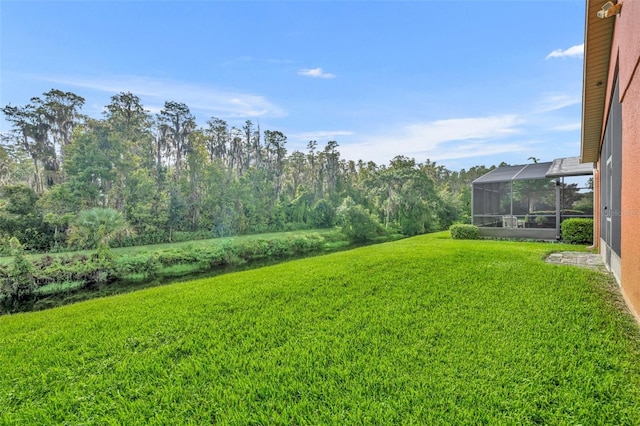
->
104, 92, 151, 140
243, 120, 261, 169
184, 130, 209, 230
263, 130, 287, 199
286, 150, 307, 199
40, 89, 85, 159
306, 141, 321, 199
156, 101, 195, 178
64, 119, 125, 208
2, 90, 84, 190
204, 117, 228, 162
105, 93, 153, 164
322, 140, 340, 197
104, 93, 154, 210
225, 126, 241, 173
365, 156, 439, 234
1, 103, 51, 192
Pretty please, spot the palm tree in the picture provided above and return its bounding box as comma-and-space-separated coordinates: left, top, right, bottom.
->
67, 208, 134, 249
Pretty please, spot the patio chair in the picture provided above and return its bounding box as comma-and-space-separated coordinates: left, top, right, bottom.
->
502, 215, 518, 228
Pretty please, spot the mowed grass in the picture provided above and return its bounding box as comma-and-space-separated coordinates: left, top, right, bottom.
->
1, 233, 640, 424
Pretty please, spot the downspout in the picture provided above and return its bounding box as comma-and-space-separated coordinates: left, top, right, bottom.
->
555, 178, 561, 240
470, 183, 474, 225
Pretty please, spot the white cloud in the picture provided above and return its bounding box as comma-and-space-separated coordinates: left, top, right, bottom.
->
297, 68, 336, 79
546, 44, 584, 59
404, 116, 521, 144
422, 141, 528, 162
536, 93, 581, 113
37, 74, 287, 119
339, 115, 525, 165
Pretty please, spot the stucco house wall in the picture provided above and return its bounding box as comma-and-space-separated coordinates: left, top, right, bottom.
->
585, 0, 640, 321
619, 58, 640, 320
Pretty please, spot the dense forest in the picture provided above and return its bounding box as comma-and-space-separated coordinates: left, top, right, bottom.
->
1, 89, 498, 253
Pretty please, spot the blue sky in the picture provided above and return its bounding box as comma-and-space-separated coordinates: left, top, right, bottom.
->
1, 0, 586, 171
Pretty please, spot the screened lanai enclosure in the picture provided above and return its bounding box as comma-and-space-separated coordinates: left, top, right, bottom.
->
472, 157, 594, 240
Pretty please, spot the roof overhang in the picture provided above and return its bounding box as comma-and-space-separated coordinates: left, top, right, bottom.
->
580, 0, 616, 163
546, 156, 594, 178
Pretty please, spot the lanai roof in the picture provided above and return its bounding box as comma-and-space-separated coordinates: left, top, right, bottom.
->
472, 157, 593, 184
472, 162, 552, 184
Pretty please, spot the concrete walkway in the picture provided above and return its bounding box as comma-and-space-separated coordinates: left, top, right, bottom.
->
545, 251, 608, 273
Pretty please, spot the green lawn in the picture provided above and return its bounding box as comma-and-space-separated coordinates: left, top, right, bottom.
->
1, 232, 639, 424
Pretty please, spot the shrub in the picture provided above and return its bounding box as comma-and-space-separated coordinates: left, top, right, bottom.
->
0, 237, 11, 256
234, 239, 271, 261
115, 254, 161, 279
310, 199, 336, 228
321, 230, 346, 243
0, 238, 36, 308
449, 224, 480, 240
31, 254, 93, 287
561, 218, 593, 244
290, 234, 324, 255
8, 232, 336, 306
192, 246, 227, 268
33, 257, 68, 286
84, 245, 118, 286
155, 247, 200, 267
336, 197, 383, 242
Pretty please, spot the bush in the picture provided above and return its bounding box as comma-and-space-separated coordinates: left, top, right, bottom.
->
561, 218, 593, 244
3, 232, 336, 309
450, 224, 480, 240
290, 234, 324, 255
0, 238, 36, 309
336, 197, 384, 242
233, 239, 272, 261
115, 254, 161, 279
310, 199, 336, 228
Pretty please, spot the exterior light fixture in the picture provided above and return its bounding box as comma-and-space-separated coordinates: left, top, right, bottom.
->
597, 1, 622, 18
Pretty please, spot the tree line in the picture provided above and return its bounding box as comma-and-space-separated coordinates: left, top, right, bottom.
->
1, 89, 497, 252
